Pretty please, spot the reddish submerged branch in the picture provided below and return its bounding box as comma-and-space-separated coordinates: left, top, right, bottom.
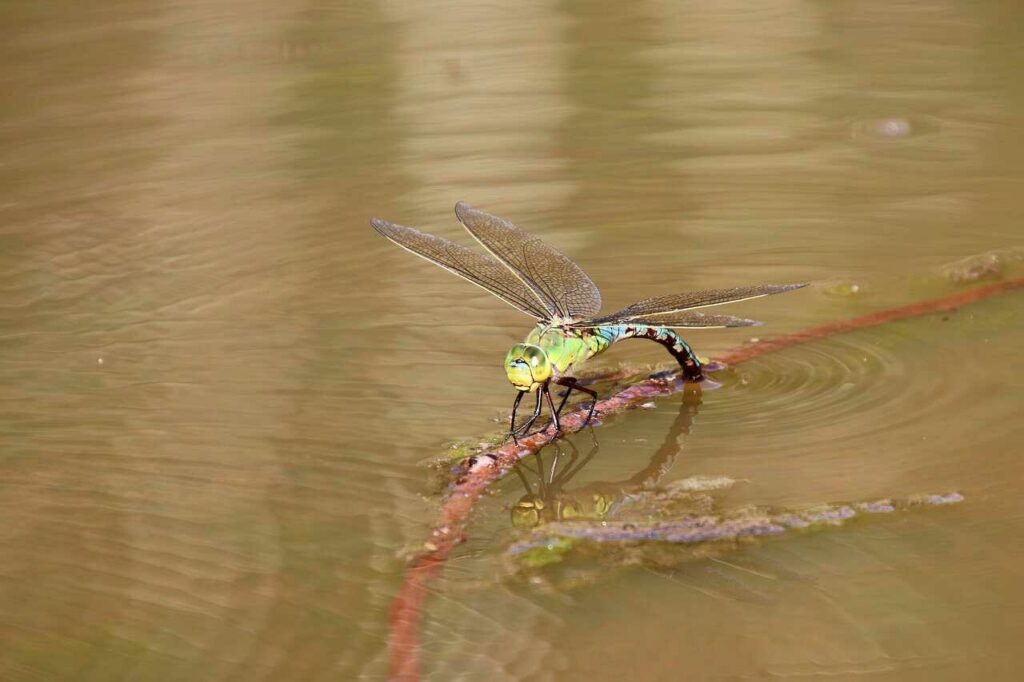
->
389, 276, 1024, 681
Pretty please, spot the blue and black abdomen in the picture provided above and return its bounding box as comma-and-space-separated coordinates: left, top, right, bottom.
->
582, 324, 703, 379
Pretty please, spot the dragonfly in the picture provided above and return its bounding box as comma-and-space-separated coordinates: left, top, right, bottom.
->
371, 202, 806, 442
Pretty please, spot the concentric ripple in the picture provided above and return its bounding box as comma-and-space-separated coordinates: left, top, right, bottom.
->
699, 325, 981, 454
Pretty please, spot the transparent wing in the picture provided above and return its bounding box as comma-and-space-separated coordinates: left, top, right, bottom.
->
583, 312, 763, 329
454, 201, 602, 320
582, 283, 807, 326
371, 218, 552, 321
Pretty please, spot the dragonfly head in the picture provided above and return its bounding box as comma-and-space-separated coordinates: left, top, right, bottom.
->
504, 343, 551, 391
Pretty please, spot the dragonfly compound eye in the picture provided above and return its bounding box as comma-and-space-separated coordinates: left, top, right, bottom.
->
504, 344, 551, 390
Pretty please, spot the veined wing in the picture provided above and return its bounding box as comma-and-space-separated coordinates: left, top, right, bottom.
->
584, 312, 763, 329
580, 283, 806, 326
454, 201, 602, 321
371, 218, 551, 321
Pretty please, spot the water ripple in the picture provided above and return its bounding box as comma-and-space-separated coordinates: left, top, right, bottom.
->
703, 327, 975, 451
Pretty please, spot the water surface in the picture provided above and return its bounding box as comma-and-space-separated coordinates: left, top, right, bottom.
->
1, 1, 1022, 680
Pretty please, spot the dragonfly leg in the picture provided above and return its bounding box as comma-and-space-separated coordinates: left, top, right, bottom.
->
556, 377, 599, 426
543, 384, 561, 435
509, 390, 525, 437
553, 381, 574, 417
510, 390, 543, 443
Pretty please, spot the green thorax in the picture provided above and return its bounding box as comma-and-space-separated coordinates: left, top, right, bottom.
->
523, 324, 621, 375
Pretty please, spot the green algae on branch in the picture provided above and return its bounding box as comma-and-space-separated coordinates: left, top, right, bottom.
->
506, 486, 964, 578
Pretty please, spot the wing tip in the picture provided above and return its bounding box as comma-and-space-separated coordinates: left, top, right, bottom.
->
371, 217, 416, 238
371, 217, 409, 242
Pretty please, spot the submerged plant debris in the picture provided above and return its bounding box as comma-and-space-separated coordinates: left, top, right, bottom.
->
505, 476, 963, 581
941, 247, 1024, 284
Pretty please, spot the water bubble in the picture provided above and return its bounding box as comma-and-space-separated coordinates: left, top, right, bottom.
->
852, 116, 914, 140
877, 118, 912, 138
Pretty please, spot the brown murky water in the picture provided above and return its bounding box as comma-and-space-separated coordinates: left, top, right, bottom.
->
1, 2, 1022, 680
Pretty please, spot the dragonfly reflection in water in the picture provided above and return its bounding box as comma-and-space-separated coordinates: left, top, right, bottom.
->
510, 386, 701, 528
371, 203, 805, 441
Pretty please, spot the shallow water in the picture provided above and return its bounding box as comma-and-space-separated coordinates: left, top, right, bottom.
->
1, 2, 1022, 680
